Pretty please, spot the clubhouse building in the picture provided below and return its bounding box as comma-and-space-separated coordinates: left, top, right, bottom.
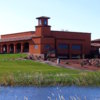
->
0, 16, 91, 59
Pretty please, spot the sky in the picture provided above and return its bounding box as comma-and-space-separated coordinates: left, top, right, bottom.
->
0, 0, 100, 40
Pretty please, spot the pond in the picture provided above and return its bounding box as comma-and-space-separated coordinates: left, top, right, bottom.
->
0, 86, 100, 100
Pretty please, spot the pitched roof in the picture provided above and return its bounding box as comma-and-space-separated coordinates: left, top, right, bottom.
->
91, 43, 100, 47
0, 35, 34, 42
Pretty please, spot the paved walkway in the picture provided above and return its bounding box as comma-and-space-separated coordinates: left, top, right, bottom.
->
36, 60, 97, 71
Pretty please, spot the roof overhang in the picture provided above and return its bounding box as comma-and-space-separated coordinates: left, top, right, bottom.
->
91, 43, 100, 47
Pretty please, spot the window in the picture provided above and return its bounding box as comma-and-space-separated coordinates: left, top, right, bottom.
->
44, 44, 50, 49
44, 19, 47, 25
58, 44, 68, 49
39, 19, 42, 25
72, 45, 81, 50
34, 45, 38, 49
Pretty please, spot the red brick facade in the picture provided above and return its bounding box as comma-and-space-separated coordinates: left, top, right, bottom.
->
0, 16, 91, 58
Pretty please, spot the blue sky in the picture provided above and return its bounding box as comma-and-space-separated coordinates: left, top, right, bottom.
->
0, 0, 100, 40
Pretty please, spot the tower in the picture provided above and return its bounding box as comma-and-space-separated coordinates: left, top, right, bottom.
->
35, 16, 51, 36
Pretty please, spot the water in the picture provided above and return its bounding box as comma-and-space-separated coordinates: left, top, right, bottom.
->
0, 86, 100, 100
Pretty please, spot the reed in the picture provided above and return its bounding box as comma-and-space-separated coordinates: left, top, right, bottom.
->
0, 71, 100, 86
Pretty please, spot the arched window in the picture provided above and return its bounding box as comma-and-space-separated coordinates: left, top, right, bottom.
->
2, 44, 7, 53
16, 43, 21, 53
9, 44, 14, 53
23, 42, 29, 52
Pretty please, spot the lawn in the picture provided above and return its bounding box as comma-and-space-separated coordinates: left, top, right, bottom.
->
0, 54, 100, 86
0, 53, 27, 60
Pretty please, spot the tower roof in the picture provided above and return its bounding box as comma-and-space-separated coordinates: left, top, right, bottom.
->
36, 16, 50, 19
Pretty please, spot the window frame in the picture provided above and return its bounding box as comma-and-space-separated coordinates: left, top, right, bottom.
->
39, 19, 42, 25
72, 44, 81, 50
44, 19, 47, 25
44, 44, 51, 49
58, 44, 68, 49
34, 45, 38, 49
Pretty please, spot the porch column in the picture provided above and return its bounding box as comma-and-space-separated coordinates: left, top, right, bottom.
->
14, 44, 16, 53
0, 45, 3, 53
7, 45, 10, 53
82, 45, 85, 59
69, 44, 72, 59
21, 43, 24, 53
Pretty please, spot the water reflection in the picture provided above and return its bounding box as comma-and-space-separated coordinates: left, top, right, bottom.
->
0, 86, 100, 100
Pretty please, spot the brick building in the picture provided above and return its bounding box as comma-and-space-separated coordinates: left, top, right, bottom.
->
0, 16, 91, 59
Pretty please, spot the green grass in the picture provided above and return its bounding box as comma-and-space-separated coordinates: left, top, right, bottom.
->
0, 53, 27, 60
0, 60, 80, 74
0, 53, 100, 86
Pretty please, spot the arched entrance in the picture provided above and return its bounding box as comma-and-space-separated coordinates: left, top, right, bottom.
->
9, 44, 14, 53
16, 43, 21, 53
2, 44, 7, 53
23, 42, 29, 52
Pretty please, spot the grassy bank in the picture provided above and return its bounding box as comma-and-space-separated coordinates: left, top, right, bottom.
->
0, 54, 100, 86
0, 53, 27, 60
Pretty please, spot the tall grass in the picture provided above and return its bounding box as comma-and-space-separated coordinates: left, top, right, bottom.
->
0, 71, 100, 86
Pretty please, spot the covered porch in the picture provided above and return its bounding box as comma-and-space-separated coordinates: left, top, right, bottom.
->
0, 36, 32, 54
